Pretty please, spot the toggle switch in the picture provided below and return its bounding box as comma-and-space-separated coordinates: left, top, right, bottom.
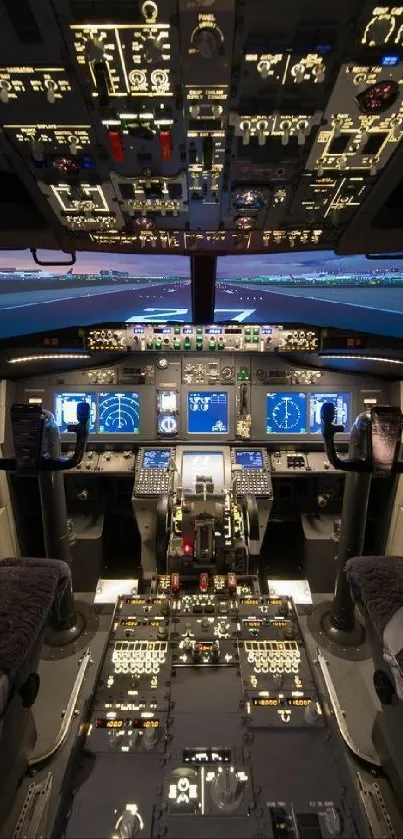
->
240, 120, 250, 145
0, 81, 11, 104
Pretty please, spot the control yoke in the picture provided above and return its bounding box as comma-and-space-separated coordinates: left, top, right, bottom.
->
320, 402, 403, 475
0, 402, 90, 475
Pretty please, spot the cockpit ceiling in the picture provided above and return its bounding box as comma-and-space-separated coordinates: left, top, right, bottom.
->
2, 1, 403, 257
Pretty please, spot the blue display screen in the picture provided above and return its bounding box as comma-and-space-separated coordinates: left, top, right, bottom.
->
98, 392, 140, 433
235, 450, 263, 468
143, 449, 170, 468
310, 392, 350, 433
267, 392, 306, 434
188, 392, 228, 434
54, 392, 96, 433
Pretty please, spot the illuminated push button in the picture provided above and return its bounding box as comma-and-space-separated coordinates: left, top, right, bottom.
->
184, 338, 191, 350
174, 340, 181, 349
155, 340, 162, 350
218, 342, 225, 350
196, 341, 203, 351
174, 326, 181, 334
208, 340, 216, 350
147, 340, 154, 349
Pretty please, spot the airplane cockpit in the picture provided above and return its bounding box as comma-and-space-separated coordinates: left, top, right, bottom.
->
2, 1, 403, 838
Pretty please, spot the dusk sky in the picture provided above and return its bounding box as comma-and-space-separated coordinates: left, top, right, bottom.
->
1, 249, 403, 278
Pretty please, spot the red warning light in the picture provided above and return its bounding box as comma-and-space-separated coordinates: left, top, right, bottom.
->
199, 572, 209, 593
159, 130, 172, 162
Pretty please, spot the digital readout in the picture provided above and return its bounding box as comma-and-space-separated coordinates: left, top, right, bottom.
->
183, 747, 231, 764
120, 617, 163, 628
243, 619, 263, 628
124, 596, 164, 606
240, 598, 259, 606
252, 697, 312, 707
95, 718, 160, 729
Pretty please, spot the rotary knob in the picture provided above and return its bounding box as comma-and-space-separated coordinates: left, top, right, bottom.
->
211, 768, 244, 812
192, 27, 221, 59
143, 35, 164, 64
364, 15, 394, 47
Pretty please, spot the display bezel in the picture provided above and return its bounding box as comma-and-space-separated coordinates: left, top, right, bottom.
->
142, 449, 171, 469
309, 391, 351, 434
186, 388, 230, 437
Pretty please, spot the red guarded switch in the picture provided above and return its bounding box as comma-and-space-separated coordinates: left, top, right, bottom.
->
170, 572, 180, 594
227, 572, 237, 594
159, 130, 172, 162
108, 130, 124, 162
199, 572, 209, 593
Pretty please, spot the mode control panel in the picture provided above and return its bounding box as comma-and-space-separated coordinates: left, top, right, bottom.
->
231, 448, 273, 497
135, 448, 173, 495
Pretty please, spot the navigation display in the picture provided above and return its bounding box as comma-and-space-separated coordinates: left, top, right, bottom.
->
188, 392, 228, 434
267, 392, 306, 434
310, 392, 350, 433
235, 450, 263, 468
98, 392, 140, 433
54, 392, 96, 433
143, 450, 170, 469
182, 451, 225, 491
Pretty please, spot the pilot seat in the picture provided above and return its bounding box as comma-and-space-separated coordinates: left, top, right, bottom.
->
346, 555, 403, 804
0, 556, 73, 828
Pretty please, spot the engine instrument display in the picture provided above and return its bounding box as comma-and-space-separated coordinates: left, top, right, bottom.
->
188, 392, 228, 434
235, 450, 264, 468
267, 393, 306, 434
98, 392, 140, 433
54, 392, 96, 433
142, 449, 170, 469
182, 451, 225, 492
309, 392, 350, 433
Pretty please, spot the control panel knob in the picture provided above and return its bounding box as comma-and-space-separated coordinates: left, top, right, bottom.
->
278, 598, 289, 617
304, 701, 321, 726
211, 767, 244, 812
143, 35, 164, 64
192, 643, 202, 663
210, 641, 220, 663
142, 725, 159, 750
324, 806, 342, 837
112, 806, 142, 838
192, 27, 220, 60
0, 81, 10, 104
365, 16, 393, 47
283, 623, 295, 641
157, 622, 169, 640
